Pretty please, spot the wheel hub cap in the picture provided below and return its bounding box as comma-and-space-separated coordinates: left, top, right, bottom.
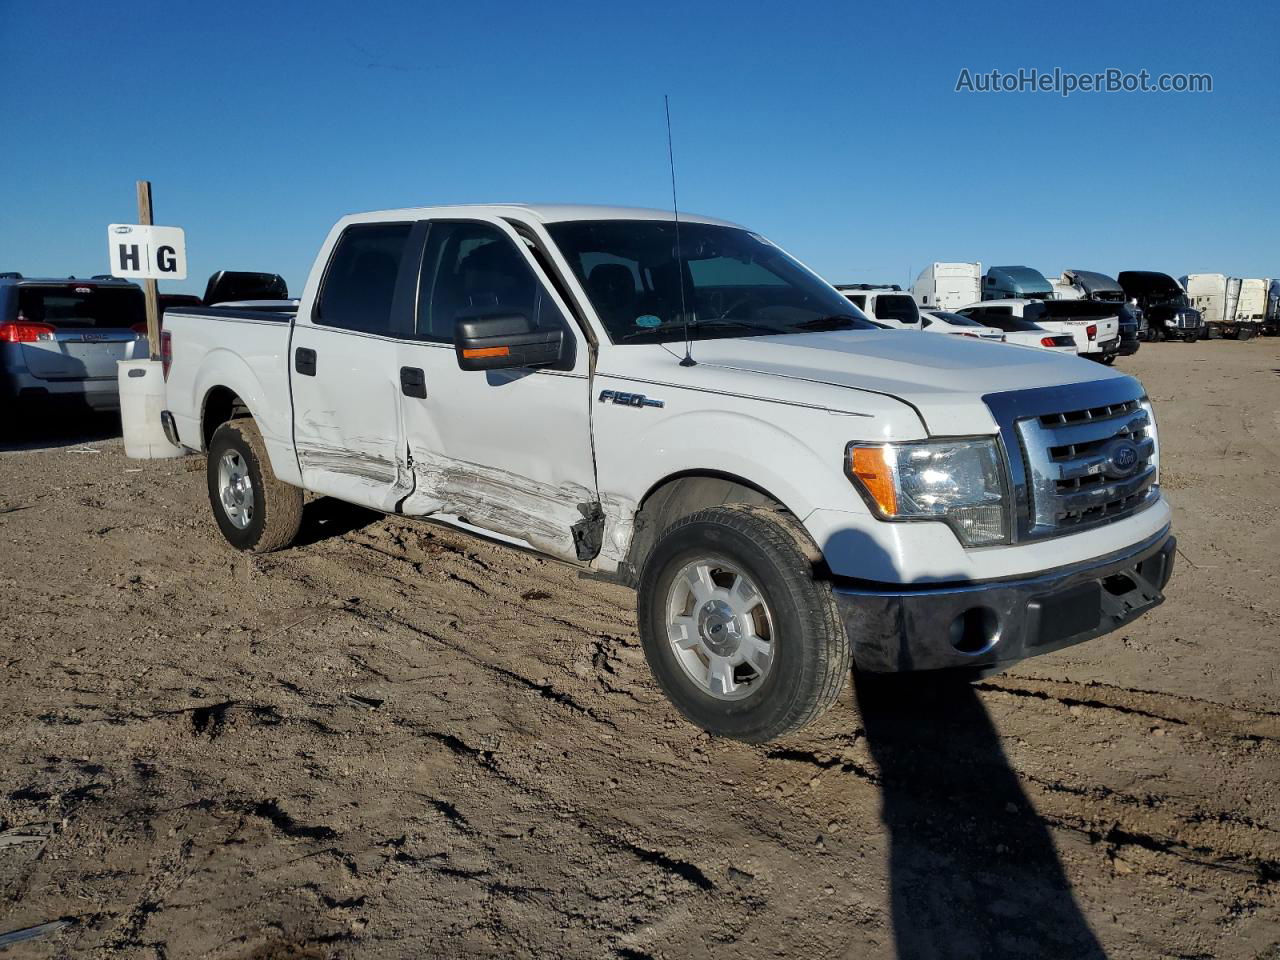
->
217, 451, 254, 530
698, 599, 743, 656
665, 559, 775, 701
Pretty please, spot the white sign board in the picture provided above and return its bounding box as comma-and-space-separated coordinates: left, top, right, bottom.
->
107, 224, 187, 280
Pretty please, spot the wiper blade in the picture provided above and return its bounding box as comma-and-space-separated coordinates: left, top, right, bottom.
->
792, 315, 861, 331
690, 318, 792, 336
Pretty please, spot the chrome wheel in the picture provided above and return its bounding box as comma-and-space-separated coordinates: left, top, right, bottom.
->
217, 450, 254, 530
665, 558, 775, 701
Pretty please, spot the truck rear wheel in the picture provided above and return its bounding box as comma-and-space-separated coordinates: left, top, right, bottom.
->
207, 418, 303, 553
637, 505, 851, 742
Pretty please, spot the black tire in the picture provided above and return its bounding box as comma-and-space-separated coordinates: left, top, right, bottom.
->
207, 418, 303, 552
637, 504, 851, 742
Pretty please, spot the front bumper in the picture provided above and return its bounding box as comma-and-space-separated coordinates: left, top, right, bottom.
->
833, 528, 1175, 674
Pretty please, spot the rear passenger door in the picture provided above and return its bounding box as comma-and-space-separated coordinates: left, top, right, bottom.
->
290, 220, 423, 511
395, 218, 598, 562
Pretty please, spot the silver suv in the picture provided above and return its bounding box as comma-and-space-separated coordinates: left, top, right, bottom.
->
0, 274, 148, 414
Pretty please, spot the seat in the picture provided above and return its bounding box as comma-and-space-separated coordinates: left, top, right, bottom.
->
586, 263, 637, 326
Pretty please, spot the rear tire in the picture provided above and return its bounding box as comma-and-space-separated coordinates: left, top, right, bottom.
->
637, 504, 851, 742
207, 418, 303, 552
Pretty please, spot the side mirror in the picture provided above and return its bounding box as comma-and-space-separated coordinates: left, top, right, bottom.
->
454, 313, 565, 371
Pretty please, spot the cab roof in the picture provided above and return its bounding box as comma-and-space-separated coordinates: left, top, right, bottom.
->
342, 203, 742, 228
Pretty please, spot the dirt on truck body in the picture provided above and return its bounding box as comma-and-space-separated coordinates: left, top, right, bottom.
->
1, 340, 1278, 959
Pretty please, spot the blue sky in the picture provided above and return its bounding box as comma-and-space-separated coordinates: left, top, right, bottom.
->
2, 0, 1276, 295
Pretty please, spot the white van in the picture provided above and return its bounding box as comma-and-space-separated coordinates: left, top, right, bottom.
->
835, 284, 921, 329
912, 263, 981, 311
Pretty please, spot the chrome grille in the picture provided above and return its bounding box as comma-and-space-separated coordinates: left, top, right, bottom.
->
1015, 398, 1157, 537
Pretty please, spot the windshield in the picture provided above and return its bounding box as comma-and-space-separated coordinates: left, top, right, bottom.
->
546, 220, 877, 344
16, 284, 145, 329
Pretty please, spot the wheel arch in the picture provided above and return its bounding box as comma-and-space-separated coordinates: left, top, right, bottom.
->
201, 384, 252, 450
618, 469, 819, 587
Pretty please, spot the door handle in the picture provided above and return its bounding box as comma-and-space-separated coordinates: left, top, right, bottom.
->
400, 366, 427, 399
295, 347, 317, 377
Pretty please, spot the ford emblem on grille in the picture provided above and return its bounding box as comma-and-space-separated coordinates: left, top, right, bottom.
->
1108, 439, 1141, 477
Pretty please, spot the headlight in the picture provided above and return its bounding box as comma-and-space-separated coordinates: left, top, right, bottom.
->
846, 438, 1009, 546
1138, 397, 1160, 483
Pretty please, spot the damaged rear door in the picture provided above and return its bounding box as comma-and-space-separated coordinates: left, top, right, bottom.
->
396, 217, 599, 562
290, 220, 421, 511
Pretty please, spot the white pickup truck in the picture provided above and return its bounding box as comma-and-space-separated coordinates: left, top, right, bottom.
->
957, 299, 1122, 362
162, 204, 1175, 742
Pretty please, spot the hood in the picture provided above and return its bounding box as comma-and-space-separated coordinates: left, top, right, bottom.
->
652, 330, 1130, 436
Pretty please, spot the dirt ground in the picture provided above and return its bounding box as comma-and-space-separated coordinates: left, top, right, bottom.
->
1, 340, 1278, 960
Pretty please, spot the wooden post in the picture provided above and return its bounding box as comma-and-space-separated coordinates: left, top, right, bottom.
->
136, 180, 161, 360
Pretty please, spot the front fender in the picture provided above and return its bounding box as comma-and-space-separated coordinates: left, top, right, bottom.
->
591, 388, 920, 571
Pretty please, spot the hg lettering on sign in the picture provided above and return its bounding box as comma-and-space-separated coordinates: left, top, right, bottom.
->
107, 224, 188, 281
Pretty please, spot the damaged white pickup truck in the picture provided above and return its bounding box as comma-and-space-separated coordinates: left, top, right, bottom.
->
162, 204, 1175, 741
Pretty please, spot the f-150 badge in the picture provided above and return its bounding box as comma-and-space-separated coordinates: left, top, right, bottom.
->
598, 390, 664, 409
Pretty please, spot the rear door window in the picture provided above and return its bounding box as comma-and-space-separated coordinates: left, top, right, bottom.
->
16, 285, 144, 329
315, 222, 414, 335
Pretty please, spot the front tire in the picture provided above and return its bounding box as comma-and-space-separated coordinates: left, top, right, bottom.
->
207, 418, 303, 552
637, 505, 851, 742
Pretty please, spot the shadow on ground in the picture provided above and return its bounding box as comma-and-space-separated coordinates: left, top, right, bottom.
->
292, 496, 384, 547
0, 404, 122, 454
855, 672, 1105, 959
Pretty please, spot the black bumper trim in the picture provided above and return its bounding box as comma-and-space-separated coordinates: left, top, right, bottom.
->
834, 530, 1175, 673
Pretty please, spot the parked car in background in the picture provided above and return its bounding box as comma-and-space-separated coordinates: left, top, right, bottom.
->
982, 265, 1055, 301
1118, 271, 1204, 342
912, 262, 981, 311
1048, 269, 1140, 357
957, 299, 1119, 360
952, 304, 1077, 355
161, 202, 1175, 742
919, 309, 1005, 341
203, 271, 289, 305
1, 274, 148, 415
834, 284, 921, 328
1116, 302, 1144, 355
159, 293, 204, 316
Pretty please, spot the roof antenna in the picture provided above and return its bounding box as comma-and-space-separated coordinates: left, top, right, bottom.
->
665, 94, 695, 367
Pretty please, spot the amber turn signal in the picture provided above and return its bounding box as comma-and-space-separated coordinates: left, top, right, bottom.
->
849, 445, 898, 516
462, 345, 511, 359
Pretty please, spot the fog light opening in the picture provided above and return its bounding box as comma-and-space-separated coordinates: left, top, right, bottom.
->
949, 606, 1000, 655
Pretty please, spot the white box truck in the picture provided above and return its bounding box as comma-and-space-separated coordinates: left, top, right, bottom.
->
1235, 278, 1269, 339
912, 263, 982, 311
1183, 274, 1255, 340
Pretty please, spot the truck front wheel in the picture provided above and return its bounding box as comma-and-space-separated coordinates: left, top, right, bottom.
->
207, 418, 303, 553
637, 505, 851, 742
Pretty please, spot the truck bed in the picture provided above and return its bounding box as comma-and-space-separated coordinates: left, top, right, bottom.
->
162, 306, 300, 485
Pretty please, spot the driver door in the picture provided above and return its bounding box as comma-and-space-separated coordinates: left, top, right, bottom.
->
395, 217, 598, 562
